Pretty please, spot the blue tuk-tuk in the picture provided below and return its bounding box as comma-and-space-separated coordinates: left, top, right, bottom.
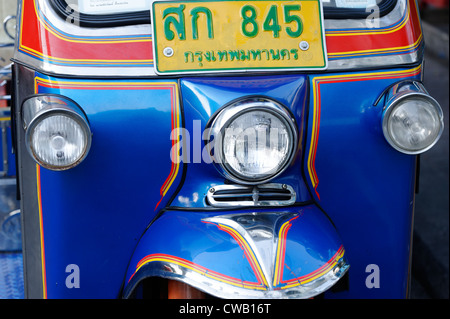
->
9, 0, 444, 299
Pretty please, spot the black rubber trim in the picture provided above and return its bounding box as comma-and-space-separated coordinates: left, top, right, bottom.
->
324, 0, 398, 19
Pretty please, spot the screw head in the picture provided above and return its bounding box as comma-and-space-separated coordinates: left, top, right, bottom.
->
163, 47, 174, 57
299, 41, 309, 51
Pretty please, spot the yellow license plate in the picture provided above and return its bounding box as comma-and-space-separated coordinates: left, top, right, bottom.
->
152, 0, 327, 74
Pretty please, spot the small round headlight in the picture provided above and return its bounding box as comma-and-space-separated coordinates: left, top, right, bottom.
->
29, 113, 91, 170
382, 90, 443, 155
208, 98, 297, 184
23, 95, 92, 170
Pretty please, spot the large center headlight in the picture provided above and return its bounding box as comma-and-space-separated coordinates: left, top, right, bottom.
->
381, 81, 444, 154
208, 98, 297, 184
22, 95, 92, 171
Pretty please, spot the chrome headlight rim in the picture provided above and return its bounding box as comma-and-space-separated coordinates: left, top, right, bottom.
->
22, 95, 92, 171
382, 90, 444, 155
208, 97, 298, 185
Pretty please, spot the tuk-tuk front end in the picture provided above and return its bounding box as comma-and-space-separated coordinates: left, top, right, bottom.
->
11, 0, 443, 299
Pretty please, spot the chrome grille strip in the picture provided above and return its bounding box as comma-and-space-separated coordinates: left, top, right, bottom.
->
207, 183, 296, 207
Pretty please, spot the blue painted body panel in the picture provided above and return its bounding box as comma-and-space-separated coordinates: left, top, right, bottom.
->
35, 74, 183, 298
27, 66, 421, 298
172, 75, 311, 208
306, 70, 421, 298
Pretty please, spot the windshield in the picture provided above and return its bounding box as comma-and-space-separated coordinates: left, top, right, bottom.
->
50, 0, 398, 27
74, 0, 151, 14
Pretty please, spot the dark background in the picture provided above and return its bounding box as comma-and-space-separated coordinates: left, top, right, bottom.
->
410, 2, 449, 299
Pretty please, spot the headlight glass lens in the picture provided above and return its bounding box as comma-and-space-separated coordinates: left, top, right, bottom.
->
384, 97, 443, 154
30, 114, 90, 169
223, 110, 292, 180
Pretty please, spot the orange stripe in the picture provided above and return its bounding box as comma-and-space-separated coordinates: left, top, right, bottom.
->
33, 78, 181, 297
155, 86, 181, 210
33, 76, 180, 211
33, 0, 152, 44
280, 245, 345, 289
216, 224, 268, 288
272, 216, 345, 289
131, 254, 265, 289
273, 215, 298, 286
307, 66, 422, 199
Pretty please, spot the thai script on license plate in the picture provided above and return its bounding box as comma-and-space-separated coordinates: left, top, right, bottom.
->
152, 0, 327, 74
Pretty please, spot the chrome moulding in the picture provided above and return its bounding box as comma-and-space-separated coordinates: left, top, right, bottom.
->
126, 257, 349, 299
123, 212, 350, 299
206, 183, 296, 207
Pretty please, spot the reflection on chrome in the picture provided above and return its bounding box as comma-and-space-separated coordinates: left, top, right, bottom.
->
124, 212, 349, 299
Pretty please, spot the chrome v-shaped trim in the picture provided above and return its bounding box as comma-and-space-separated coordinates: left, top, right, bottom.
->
203, 212, 299, 289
